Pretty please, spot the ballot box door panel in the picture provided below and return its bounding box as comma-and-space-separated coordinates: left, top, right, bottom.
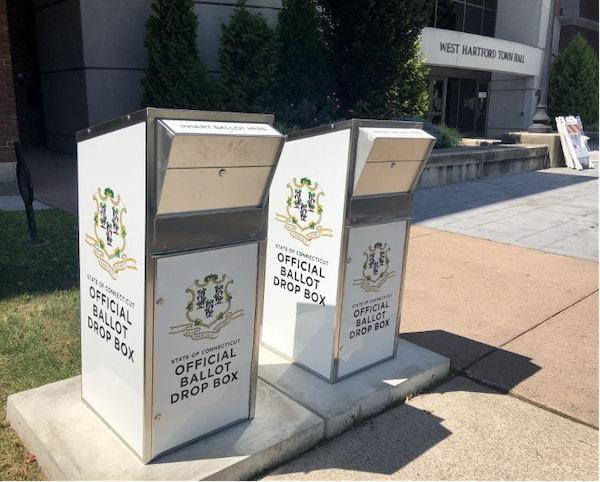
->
337, 220, 407, 378
152, 242, 258, 457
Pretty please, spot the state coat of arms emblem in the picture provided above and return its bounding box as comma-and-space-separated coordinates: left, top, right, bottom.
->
275, 177, 333, 246
85, 187, 136, 279
169, 274, 244, 340
353, 242, 395, 292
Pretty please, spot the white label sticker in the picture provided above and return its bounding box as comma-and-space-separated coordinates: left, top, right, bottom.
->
162, 119, 280, 137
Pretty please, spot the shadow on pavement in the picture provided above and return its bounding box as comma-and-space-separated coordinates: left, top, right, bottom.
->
265, 404, 452, 479
257, 331, 540, 478
413, 170, 597, 223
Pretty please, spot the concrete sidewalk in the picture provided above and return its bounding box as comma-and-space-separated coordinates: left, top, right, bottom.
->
413, 167, 598, 261
264, 224, 598, 479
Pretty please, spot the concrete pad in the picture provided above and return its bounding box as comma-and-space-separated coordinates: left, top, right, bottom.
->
7, 376, 324, 480
467, 292, 599, 428
264, 376, 599, 480
400, 229, 598, 369
258, 339, 449, 438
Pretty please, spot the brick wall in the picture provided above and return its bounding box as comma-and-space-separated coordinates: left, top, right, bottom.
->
0, 0, 18, 163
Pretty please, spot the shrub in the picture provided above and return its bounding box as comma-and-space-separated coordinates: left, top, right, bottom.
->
436, 124, 462, 149
274, 0, 336, 128
219, 0, 277, 113
319, 0, 431, 119
142, 0, 213, 109
548, 35, 599, 127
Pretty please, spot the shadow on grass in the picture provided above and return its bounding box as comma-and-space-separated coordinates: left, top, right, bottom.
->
0, 209, 79, 299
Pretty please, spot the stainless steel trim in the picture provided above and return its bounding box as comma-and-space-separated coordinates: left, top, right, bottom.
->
330, 121, 360, 383
77, 108, 275, 142
286, 118, 422, 142
393, 220, 412, 358
143, 255, 155, 463
143, 119, 155, 463
408, 137, 436, 194
249, 240, 266, 418
349, 193, 411, 226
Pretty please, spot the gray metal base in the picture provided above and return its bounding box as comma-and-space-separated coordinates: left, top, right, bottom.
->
259, 338, 450, 438
7, 376, 323, 480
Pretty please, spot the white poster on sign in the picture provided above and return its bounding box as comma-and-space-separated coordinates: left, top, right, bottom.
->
338, 221, 407, 378
556, 116, 590, 170
78, 122, 147, 457
152, 243, 258, 458
262, 129, 350, 379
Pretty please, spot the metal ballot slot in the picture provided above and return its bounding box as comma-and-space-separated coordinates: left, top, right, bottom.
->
262, 119, 435, 383
77, 109, 284, 462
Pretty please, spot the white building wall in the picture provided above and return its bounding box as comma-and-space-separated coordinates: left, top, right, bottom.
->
487, 0, 552, 137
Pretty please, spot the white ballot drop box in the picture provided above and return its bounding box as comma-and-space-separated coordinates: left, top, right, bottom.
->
77, 108, 284, 462
262, 119, 435, 382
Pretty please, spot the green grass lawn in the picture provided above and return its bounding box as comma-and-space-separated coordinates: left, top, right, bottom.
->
0, 209, 80, 480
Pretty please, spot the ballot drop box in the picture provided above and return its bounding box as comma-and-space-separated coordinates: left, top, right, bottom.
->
77, 108, 284, 462
262, 119, 435, 382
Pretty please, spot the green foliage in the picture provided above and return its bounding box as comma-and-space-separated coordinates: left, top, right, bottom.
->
219, 0, 277, 112
548, 35, 599, 127
436, 124, 462, 149
274, 0, 336, 127
142, 0, 213, 109
319, 0, 431, 119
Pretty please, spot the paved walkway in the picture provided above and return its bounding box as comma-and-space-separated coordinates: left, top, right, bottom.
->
265, 170, 599, 479
15, 147, 600, 479
413, 167, 598, 261
0, 196, 50, 211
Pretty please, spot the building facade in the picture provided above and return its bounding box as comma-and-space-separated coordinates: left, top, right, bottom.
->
1, 0, 598, 172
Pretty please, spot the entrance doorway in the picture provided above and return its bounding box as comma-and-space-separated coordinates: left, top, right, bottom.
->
427, 76, 489, 137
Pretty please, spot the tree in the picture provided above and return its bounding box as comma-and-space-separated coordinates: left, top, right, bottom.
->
548, 35, 599, 128
219, 0, 277, 113
274, 0, 335, 128
319, 0, 431, 118
141, 0, 213, 109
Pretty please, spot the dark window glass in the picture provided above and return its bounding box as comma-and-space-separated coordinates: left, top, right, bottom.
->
458, 79, 476, 132
484, 0, 497, 9
482, 9, 496, 36
453, 1, 465, 31
474, 81, 489, 135
435, 0, 463, 31
468, 0, 484, 5
445, 78, 460, 128
464, 4, 483, 34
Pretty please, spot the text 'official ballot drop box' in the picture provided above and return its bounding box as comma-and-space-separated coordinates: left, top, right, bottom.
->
262, 119, 435, 383
77, 108, 284, 462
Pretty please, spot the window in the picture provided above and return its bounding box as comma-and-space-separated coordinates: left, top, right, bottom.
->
429, 0, 496, 37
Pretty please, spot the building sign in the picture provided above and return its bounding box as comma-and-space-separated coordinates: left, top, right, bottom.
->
439, 42, 526, 64
421, 27, 543, 77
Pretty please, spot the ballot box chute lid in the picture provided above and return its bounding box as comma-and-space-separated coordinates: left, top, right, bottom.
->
156, 119, 284, 215
352, 127, 436, 197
